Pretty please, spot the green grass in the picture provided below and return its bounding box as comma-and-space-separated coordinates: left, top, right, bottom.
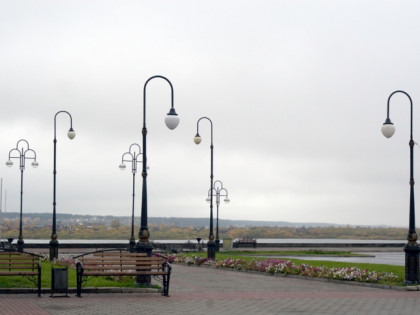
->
221, 249, 362, 257
0, 260, 159, 289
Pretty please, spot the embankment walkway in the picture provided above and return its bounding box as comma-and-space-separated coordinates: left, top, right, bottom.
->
1, 263, 420, 314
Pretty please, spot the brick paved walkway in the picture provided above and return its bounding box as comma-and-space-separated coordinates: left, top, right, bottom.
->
1, 264, 420, 314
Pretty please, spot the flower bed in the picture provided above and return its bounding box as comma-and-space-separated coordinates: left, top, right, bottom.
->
168, 254, 401, 284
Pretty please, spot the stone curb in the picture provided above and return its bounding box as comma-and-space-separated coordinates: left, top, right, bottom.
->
0, 287, 160, 295
176, 263, 419, 291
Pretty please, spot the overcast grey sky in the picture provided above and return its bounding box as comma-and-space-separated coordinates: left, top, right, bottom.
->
1, 0, 420, 227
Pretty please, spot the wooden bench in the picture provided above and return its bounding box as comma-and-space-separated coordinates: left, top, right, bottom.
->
0, 251, 42, 297
233, 237, 257, 248
75, 250, 171, 297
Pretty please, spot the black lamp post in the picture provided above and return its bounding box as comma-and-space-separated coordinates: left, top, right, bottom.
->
136, 75, 180, 258
6, 139, 38, 252
119, 143, 142, 252
207, 180, 230, 251
194, 117, 217, 259
50, 111, 76, 261
382, 90, 420, 285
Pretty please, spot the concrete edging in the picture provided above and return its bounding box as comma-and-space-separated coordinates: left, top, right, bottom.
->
0, 287, 160, 295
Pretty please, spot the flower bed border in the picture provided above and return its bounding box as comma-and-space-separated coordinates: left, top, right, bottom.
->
169, 254, 419, 291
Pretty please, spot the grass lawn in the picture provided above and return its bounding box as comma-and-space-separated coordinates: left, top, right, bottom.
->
221, 249, 365, 257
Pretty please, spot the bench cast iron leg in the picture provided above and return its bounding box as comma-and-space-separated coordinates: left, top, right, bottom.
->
76, 263, 82, 297
38, 263, 41, 298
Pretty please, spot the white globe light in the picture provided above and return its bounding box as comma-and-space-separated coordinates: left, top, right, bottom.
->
165, 113, 180, 130
206, 198, 210, 203
119, 163, 126, 170
224, 198, 230, 204
5, 160, 13, 167
194, 135, 202, 144
67, 129, 76, 140
381, 123, 395, 138
31, 161, 39, 168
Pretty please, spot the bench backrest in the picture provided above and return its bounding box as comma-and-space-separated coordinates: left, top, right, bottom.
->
240, 237, 255, 242
78, 251, 166, 272
0, 251, 40, 272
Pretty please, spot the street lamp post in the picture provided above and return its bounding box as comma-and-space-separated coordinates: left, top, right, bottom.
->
119, 143, 142, 252
206, 180, 230, 251
6, 139, 38, 252
381, 90, 420, 285
194, 117, 217, 259
136, 75, 180, 260
50, 111, 76, 261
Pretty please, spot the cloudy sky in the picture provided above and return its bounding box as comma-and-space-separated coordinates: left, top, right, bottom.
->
1, 0, 420, 227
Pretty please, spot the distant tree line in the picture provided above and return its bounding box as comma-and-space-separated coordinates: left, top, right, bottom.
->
0, 220, 407, 240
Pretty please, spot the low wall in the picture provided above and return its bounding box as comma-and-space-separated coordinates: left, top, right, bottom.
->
10, 241, 406, 249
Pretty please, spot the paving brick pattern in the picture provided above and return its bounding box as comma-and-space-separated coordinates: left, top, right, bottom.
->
1, 264, 420, 314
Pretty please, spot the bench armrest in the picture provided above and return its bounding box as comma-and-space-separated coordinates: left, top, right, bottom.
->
162, 261, 172, 274
76, 262, 84, 274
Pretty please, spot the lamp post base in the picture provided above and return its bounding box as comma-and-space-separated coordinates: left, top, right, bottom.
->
135, 241, 154, 285
17, 239, 24, 253
49, 239, 59, 261
404, 243, 420, 285
215, 239, 220, 252
129, 238, 136, 253
207, 239, 216, 260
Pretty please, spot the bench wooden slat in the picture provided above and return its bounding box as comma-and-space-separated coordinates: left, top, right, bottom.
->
81, 257, 164, 261
84, 267, 162, 271
0, 257, 36, 261
93, 252, 147, 257
81, 261, 164, 266
0, 271, 38, 276
0, 262, 37, 266
83, 271, 168, 276
81, 260, 163, 265
0, 266, 36, 271
0, 261, 38, 264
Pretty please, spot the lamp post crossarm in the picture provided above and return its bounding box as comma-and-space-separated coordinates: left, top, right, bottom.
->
8, 141, 37, 170
196, 117, 213, 145
143, 75, 174, 128
121, 153, 142, 174
54, 111, 74, 139
387, 90, 414, 138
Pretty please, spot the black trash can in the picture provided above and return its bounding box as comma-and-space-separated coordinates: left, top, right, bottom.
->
51, 267, 68, 297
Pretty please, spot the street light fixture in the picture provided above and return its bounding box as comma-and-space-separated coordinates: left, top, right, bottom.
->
381, 90, 419, 285
136, 75, 180, 260
207, 180, 229, 251
194, 116, 217, 259
5, 139, 38, 252
119, 143, 142, 252
50, 111, 76, 260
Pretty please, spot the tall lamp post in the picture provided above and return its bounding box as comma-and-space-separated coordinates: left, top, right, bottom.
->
206, 180, 229, 251
119, 143, 142, 252
381, 90, 420, 284
194, 117, 217, 259
50, 111, 76, 260
5, 140, 38, 252
136, 75, 180, 258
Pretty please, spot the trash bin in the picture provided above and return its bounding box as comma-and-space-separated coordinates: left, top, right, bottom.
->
51, 267, 68, 297
223, 238, 233, 251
